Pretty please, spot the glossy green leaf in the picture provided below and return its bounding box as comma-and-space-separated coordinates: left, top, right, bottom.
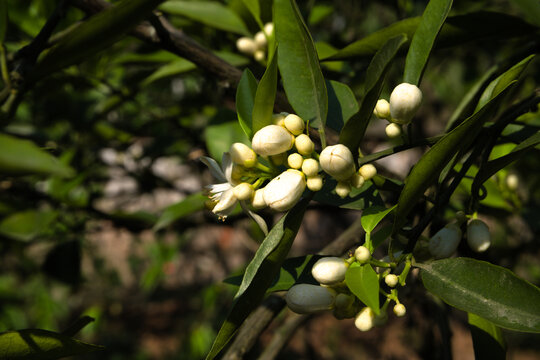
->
393, 84, 514, 233
0, 0, 7, 44
204, 121, 250, 162
339, 35, 407, 156
154, 193, 207, 230
403, 0, 452, 85
418, 258, 540, 333
0, 210, 57, 242
0, 329, 103, 359
141, 59, 196, 86
241, 0, 263, 28
236, 69, 258, 139
345, 264, 380, 314
326, 80, 359, 133
159, 1, 249, 35
468, 313, 506, 360
275, 0, 327, 128
361, 205, 396, 234
252, 48, 278, 134
513, 0, 540, 26
0, 134, 74, 177
31, 0, 164, 80
206, 197, 309, 359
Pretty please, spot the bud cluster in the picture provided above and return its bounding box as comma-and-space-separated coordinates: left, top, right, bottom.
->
236, 23, 274, 62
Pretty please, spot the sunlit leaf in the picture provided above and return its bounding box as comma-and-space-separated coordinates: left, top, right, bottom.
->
236, 69, 258, 139
468, 313, 506, 360
361, 205, 396, 234
345, 264, 380, 314
252, 48, 278, 134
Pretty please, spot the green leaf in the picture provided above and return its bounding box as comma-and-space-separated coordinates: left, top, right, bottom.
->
141, 59, 196, 86
275, 0, 327, 128
204, 121, 250, 161
31, 0, 164, 80
392, 84, 514, 233
252, 48, 278, 134
206, 197, 309, 360
313, 179, 384, 210
241, 0, 263, 28
0, 210, 57, 242
326, 80, 359, 133
113, 50, 179, 64
159, 1, 249, 35
0, 329, 103, 359
418, 258, 540, 333
0, 0, 7, 44
468, 313, 506, 360
339, 34, 407, 156
345, 264, 380, 314
403, 0, 452, 85
361, 205, 396, 234
513, 0, 540, 26
154, 193, 207, 230
236, 69, 258, 139
0, 133, 74, 177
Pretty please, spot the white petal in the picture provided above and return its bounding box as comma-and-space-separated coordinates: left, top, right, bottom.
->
201, 156, 227, 183
212, 188, 237, 217
222, 152, 234, 184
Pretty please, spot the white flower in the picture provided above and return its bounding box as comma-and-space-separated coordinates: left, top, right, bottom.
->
311, 257, 349, 285
284, 114, 305, 135
286, 284, 336, 314
384, 274, 399, 288
354, 307, 375, 331
373, 99, 391, 119
467, 219, 491, 252
252, 125, 294, 156
201, 153, 238, 219
236, 37, 257, 55
389, 83, 422, 124
263, 169, 306, 211
354, 245, 370, 263
319, 144, 355, 181
393, 303, 406, 317
429, 224, 462, 259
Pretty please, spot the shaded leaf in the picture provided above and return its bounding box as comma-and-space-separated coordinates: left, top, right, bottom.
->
313, 179, 384, 210
236, 69, 258, 139
326, 80, 359, 133
468, 313, 506, 360
0, 210, 57, 242
513, 0, 540, 26
0, 133, 74, 177
241, 0, 263, 28
275, 0, 327, 128
159, 1, 249, 35
361, 205, 396, 234
154, 193, 207, 230
0, 329, 103, 359
345, 264, 380, 314
418, 258, 540, 333
252, 48, 278, 134
42, 240, 81, 286
0, 0, 7, 44
403, 0, 453, 85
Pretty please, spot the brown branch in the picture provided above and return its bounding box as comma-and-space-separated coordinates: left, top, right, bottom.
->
258, 313, 309, 360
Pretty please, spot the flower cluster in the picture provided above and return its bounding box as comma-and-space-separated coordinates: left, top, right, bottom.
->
286, 245, 409, 332
236, 23, 274, 62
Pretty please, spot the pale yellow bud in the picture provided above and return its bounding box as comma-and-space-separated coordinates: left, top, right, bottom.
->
284, 114, 305, 135
319, 144, 355, 181
301, 158, 319, 177
354, 245, 370, 263
467, 219, 491, 252
359, 164, 377, 181
230, 142, 257, 168
295, 134, 314, 156
311, 257, 349, 286
231, 165, 244, 183
270, 152, 287, 166
252, 125, 294, 156
251, 188, 267, 209
254, 31, 267, 49
351, 173, 365, 188
373, 99, 391, 119
355, 307, 375, 331
254, 50, 265, 62
306, 175, 323, 192
428, 223, 462, 259
506, 174, 519, 190
264, 22, 274, 36
389, 83, 422, 124
385, 123, 402, 138
287, 153, 304, 169
272, 113, 286, 127
233, 182, 254, 201
286, 284, 336, 314
393, 303, 406, 317
236, 37, 257, 55
384, 274, 399, 288
335, 181, 351, 198
263, 169, 306, 211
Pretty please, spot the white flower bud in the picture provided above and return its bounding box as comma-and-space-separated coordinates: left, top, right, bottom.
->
506, 173, 519, 191
272, 113, 286, 127
428, 223, 462, 259
286, 284, 336, 314
284, 114, 305, 135
385, 123, 402, 138
467, 219, 491, 252
306, 175, 323, 192
263, 169, 306, 211
393, 303, 406, 317
287, 153, 304, 169
389, 83, 422, 124
373, 99, 391, 119
251, 188, 267, 209
355, 307, 375, 331
384, 274, 399, 288
254, 50, 265, 62
254, 31, 267, 49
252, 125, 294, 156
233, 182, 253, 201
236, 37, 257, 55
269, 152, 287, 166
311, 257, 349, 285
335, 181, 351, 198
301, 158, 319, 177
319, 144, 355, 181
351, 173, 365, 188
230, 143, 257, 168
264, 22, 274, 36
358, 164, 377, 181
295, 134, 314, 156
354, 245, 370, 263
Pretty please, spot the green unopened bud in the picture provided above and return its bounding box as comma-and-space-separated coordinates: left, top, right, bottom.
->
286, 284, 336, 314
354, 245, 370, 263
295, 134, 314, 156
319, 144, 355, 181
384, 274, 399, 288
311, 257, 349, 286
302, 158, 319, 177
389, 83, 422, 124
358, 164, 377, 181
467, 219, 491, 252
333, 293, 357, 319
287, 153, 304, 169
233, 183, 254, 201
284, 114, 305, 135
385, 123, 402, 138
351, 173, 365, 188
355, 307, 375, 331
306, 175, 323, 192
263, 169, 306, 211
230, 143, 257, 168
393, 303, 406, 317
236, 37, 257, 55
251, 188, 267, 209
252, 125, 294, 156
428, 223, 462, 259
335, 181, 351, 198
373, 99, 391, 119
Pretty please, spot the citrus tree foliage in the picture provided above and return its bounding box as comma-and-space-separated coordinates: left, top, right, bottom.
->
0, 0, 539, 359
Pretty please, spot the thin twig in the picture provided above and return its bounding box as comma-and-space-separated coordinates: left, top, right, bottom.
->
257, 313, 309, 360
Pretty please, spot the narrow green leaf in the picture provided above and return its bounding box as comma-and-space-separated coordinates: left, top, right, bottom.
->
345, 264, 380, 314
154, 193, 207, 230
241, 0, 263, 28
31, 0, 164, 80
159, 1, 249, 35
418, 258, 540, 333
206, 197, 309, 360
393, 84, 514, 233
339, 34, 407, 156
236, 69, 258, 139
403, 0, 452, 85
361, 205, 396, 234
275, 0, 327, 128
252, 48, 278, 134
0, 329, 103, 359
0, 134, 74, 177
141, 59, 196, 86
0, 0, 7, 44
326, 80, 359, 133
468, 313, 506, 360
0, 210, 57, 242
